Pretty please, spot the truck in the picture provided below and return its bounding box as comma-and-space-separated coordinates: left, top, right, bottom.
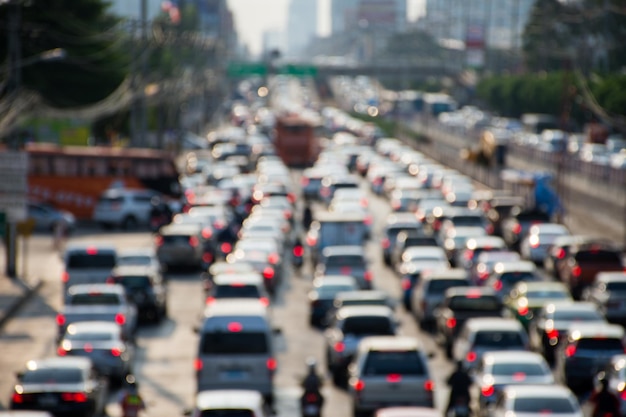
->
273, 111, 321, 167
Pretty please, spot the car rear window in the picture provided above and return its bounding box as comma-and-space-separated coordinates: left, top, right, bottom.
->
448, 295, 501, 311
428, 279, 469, 294
606, 282, 626, 292
491, 362, 546, 376
575, 250, 622, 263
576, 338, 624, 351
69, 293, 120, 305
163, 235, 192, 244
98, 196, 123, 205
500, 272, 537, 284
201, 410, 254, 417
342, 317, 394, 336
214, 285, 260, 298
326, 255, 365, 266
474, 331, 524, 347
65, 332, 114, 341
200, 332, 268, 354
406, 237, 438, 247
552, 310, 603, 321
513, 397, 575, 413
363, 351, 425, 375
451, 216, 484, 227
67, 254, 116, 269
114, 276, 152, 290
22, 368, 83, 384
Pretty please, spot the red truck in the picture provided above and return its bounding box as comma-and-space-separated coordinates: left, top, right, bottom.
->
273, 112, 321, 167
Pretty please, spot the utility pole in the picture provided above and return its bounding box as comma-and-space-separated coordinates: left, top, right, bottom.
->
138, 0, 148, 147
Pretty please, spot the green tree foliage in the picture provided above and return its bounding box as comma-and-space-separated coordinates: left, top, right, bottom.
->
0, 0, 128, 108
522, 0, 568, 72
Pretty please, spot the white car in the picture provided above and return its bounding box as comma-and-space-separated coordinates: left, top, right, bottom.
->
92, 188, 160, 230
520, 223, 570, 263
491, 385, 582, 417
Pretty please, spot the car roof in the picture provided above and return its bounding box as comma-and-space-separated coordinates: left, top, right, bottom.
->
159, 223, 202, 235
514, 281, 568, 294
595, 271, 626, 283
24, 356, 92, 370
335, 290, 389, 301
209, 261, 255, 274
359, 336, 422, 352
464, 317, 524, 332
67, 283, 125, 295
213, 273, 264, 285
493, 261, 537, 273
0, 412, 54, 417
402, 246, 447, 257
112, 265, 155, 276
336, 305, 395, 319
195, 389, 264, 410
64, 321, 121, 334
423, 268, 468, 280
203, 299, 269, 317
315, 211, 366, 222
502, 384, 574, 398
466, 236, 506, 249
446, 286, 496, 297
543, 301, 600, 314
117, 248, 157, 257
375, 407, 442, 417
322, 245, 365, 256
314, 275, 358, 287
482, 350, 547, 365
386, 213, 421, 225
567, 322, 624, 340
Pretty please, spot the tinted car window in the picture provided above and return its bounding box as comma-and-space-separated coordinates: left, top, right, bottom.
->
428, 279, 468, 294
67, 254, 116, 269
513, 398, 575, 413
200, 332, 268, 354
491, 363, 546, 376
474, 331, 524, 347
201, 410, 254, 417
65, 332, 113, 341
525, 290, 568, 300
115, 276, 152, 290
214, 285, 260, 298
326, 256, 364, 266
500, 272, 537, 284
69, 293, 120, 305
576, 338, 624, 351
451, 216, 484, 227
449, 295, 501, 311
363, 351, 425, 375
317, 285, 356, 298
606, 282, 626, 292
342, 317, 393, 335
22, 368, 83, 384
163, 235, 192, 244
575, 250, 622, 263
552, 310, 603, 321
98, 196, 123, 205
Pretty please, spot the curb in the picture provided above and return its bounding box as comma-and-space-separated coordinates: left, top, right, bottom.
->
0, 279, 44, 332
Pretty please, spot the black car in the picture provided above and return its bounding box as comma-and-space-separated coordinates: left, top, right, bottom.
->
110, 265, 168, 324
501, 208, 551, 250
10, 357, 108, 417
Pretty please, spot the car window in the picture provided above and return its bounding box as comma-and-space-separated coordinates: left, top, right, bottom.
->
326, 255, 364, 266
22, 368, 83, 384
552, 310, 603, 321
342, 317, 394, 335
491, 362, 547, 376
98, 196, 123, 205
606, 282, 626, 292
69, 293, 120, 305
65, 331, 114, 341
67, 254, 116, 269
448, 295, 501, 311
474, 331, 524, 347
163, 235, 192, 244
117, 255, 152, 267
428, 280, 468, 294
214, 285, 260, 298
576, 338, 624, 351
317, 285, 356, 298
201, 410, 254, 417
114, 276, 152, 290
499, 272, 537, 284
200, 332, 268, 354
525, 290, 569, 300
363, 351, 425, 375
451, 216, 484, 227
513, 397, 576, 413
575, 250, 622, 263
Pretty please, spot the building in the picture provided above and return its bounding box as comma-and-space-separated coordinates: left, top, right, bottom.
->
107, 0, 163, 20
331, 0, 360, 35
286, 0, 318, 59
331, 0, 406, 34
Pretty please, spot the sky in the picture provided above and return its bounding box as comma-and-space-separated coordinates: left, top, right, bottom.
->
226, 0, 426, 56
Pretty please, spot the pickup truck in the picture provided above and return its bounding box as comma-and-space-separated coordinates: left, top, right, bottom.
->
434, 286, 503, 358
62, 244, 117, 299
57, 283, 138, 343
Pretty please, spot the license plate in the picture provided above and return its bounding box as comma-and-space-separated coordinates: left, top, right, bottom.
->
39, 394, 58, 406
304, 405, 319, 416
221, 370, 248, 381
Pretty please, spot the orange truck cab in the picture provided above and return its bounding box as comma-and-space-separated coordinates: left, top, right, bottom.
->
273, 112, 321, 168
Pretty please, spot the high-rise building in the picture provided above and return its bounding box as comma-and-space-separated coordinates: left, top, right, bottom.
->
356, 0, 406, 32
286, 0, 318, 58
331, 0, 360, 34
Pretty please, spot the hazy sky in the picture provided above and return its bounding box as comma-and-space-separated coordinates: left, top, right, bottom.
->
227, 0, 426, 56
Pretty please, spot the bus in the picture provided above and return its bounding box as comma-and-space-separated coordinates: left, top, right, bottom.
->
23, 143, 182, 220
273, 111, 322, 168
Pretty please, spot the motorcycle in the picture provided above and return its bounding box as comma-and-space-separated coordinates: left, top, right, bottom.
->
300, 391, 322, 417
292, 243, 304, 269
448, 396, 471, 417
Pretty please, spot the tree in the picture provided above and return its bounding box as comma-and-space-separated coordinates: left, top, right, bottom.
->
0, 0, 128, 108
522, 0, 569, 72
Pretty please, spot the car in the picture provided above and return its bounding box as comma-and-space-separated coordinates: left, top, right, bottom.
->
519, 223, 570, 263
558, 240, 624, 299
308, 275, 360, 327
473, 351, 554, 413
435, 287, 504, 358
116, 248, 164, 275
543, 235, 593, 280
190, 389, 269, 417
582, 271, 626, 325
596, 354, 626, 417
328, 290, 395, 321
10, 357, 109, 417
381, 213, 424, 266
502, 281, 572, 329
319, 174, 361, 205
397, 246, 451, 309
391, 230, 439, 267
202, 261, 256, 292
155, 223, 210, 270
374, 407, 441, 417
62, 244, 117, 298
490, 385, 582, 417
204, 272, 270, 307
411, 268, 469, 331
484, 261, 541, 301
231, 248, 282, 295
452, 317, 530, 370
437, 208, 492, 243
325, 305, 398, 386
306, 211, 369, 265
57, 283, 138, 343
500, 207, 551, 251
440, 226, 488, 267
484, 196, 525, 237
455, 235, 507, 271
348, 336, 435, 416
315, 245, 373, 290
555, 322, 625, 393
109, 265, 168, 324
529, 301, 607, 364
469, 250, 521, 285
92, 188, 159, 230
301, 167, 327, 201
27, 201, 76, 233
56, 321, 135, 384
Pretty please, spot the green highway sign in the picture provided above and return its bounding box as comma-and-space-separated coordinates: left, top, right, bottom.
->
278, 64, 317, 77
226, 62, 268, 77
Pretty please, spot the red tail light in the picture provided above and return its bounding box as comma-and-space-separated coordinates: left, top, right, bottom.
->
466, 351, 477, 362
518, 306, 529, 316
57, 346, 67, 356
386, 374, 402, 383
512, 224, 522, 234
202, 252, 213, 263
565, 345, 576, 357
205, 296, 216, 305
381, 238, 390, 249
86, 246, 98, 255
481, 385, 494, 396
556, 248, 566, 259
287, 193, 296, 204
56, 313, 66, 326
493, 280, 503, 291
401, 277, 412, 290
571, 265, 582, 277
220, 242, 232, 254
306, 235, 317, 246
268, 253, 279, 264
364, 271, 373, 282
61, 392, 88, 402
621, 390, 626, 400
263, 267, 275, 279
334, 342, 345, 352
154, 235, 164, 246
301, 177, 310, 186
266, 358, 277, 371
446, 317, 457, 328
189, 236, 199, 247
424, 380, 434, 391
202, 228, 212, 239
478, 270, 489, 281
194, 358, 203, 371
293, 245, 304, 257
111, 347, 122, 357
364, 215, 373, 226
114, 313, 126, 325
546, 329, 559, 339
213, 220, 226, 230
433, 219, 441, 231
12, 392, 34, 404
463, 250, 474, 261
62, 271, 69, 283
228, 322, 243, 332
260, 297, 270, 307
353, 379, 365, 391
83, 343, 93, 353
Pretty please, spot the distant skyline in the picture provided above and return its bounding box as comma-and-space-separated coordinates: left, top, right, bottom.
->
227, 0, 426, 56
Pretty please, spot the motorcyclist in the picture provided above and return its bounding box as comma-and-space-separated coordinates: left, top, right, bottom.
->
446, 360, 472, 416
292, 235, 304, 268
118, 375, 146, 417
302, 204, 313, 231
149, 196, 172, 231
300, 357, 324, 412
590, 377, 621, 417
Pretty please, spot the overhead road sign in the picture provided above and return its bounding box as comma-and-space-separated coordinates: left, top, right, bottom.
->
227, 62, 268, 77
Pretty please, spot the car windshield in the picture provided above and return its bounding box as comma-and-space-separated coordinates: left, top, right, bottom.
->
363, 351, 425, 375
576, 338, 624, 351
606, 282, 626, 292
21, 368, 83, 384
448, 296, 501, 311
451, 216, 484, 227
526, 290, 568, 300
117, 256, 152, 266
67, 254, 116, 269
326, 255, 364, 267
513, 397, 576, 413
429, 279, 469, 294
474, 331, 524, 347
200, 332, 268, 354
342, 317, 394, 335
500, 272, 537, 284
575, 250, 621, 263
491, 362, 547, 376
214, 285, 260, 298
201, 411, 254, 417
69, 293, 120, 305
115, 276, 152, 290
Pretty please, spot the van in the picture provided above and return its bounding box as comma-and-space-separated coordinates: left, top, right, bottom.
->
62, 243, 117, 298
305, 211, 369, 264
195, 299, 279, 407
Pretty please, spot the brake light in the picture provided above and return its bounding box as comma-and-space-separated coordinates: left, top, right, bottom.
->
433, 219, 441, 231
57, 346, 67, 356
353, 379, 365, 391
493, 280, 503, 291
381, 238, 390, 249
266, 358, 277, 371
478, 270, 489, 281
364, 271, 373, 282
194, 358, 203, 371
340, 266, 352, 275
424, 380, 434, 391
86, 246, 98, 255
556, 248, 566, 259
306, 235, 317, 246
512, 372, 526, 381
263, 267, 275, 279
260, 297, 270, 307
466, 351, 477, 362
621, 390, 626, 400
114, 313, 126, 325
62, 271, 69, 283
293, 245, 304, 257
111, 347, 122, 357
364, 215, 373, 226
202, 227, 212, 239
446, 317, 457, 328
401, 277, 412, 290
305, 392, 318, 402
202, 252, 213, 264
546, 328, 559, 339
334, 342, 345, 352
463, 250, 474, 261
61, 392, 88, 402
227, 322, 242, 332
189, 236, 199, 247
301, 177, 310, 186
571, 265, 582, 277
83, 343, 93, 353
466, 290, 481, 299
512, 223, 522, 234
56, 314, 66, 326
154, 235, 164, 246
518, 305, 529, 316
220, 242, 232, 254
287, 193, 296, 204
12, 393, 34, 403
386, 374, 402, 383
481, 385, 494, 396
268, 253, 279, 264
565, 345, 576, 357
205, 296, 215, 305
